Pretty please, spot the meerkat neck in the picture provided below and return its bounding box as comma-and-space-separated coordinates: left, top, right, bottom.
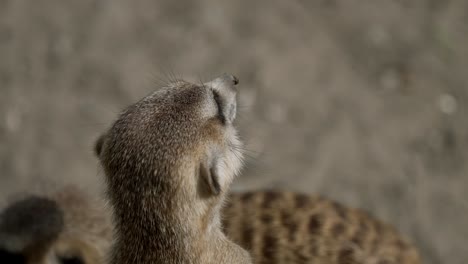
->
109, 188, 239, 263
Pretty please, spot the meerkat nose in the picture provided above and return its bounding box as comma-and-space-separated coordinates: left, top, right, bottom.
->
206, 74, 239, 123
231, 75, 239, 85
216, 73, 238, 86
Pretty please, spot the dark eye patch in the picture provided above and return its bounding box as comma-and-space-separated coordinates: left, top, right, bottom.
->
59, 255, 84, 264
212, 90, 225, 124
0, 248, 26, 264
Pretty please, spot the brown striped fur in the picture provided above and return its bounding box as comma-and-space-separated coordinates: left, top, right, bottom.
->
222, 191, 422, 264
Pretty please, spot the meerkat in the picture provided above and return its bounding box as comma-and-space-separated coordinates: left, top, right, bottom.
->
94, 74, 252, 263
0, 185, 112, 264
0, 195, 63, 264
222, 191, 422, 264
50, 186, 112, 264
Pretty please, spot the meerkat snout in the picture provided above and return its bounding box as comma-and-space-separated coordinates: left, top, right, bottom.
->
204, 73, 239, 124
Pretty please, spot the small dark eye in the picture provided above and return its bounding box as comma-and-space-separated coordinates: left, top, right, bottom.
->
212, 90, 225, 124
59, 256, 84, 264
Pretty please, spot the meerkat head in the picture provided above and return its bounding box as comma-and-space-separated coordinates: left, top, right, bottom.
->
94, 73, 243, 232
0, 192, 109, 264
0, 196, 65, 264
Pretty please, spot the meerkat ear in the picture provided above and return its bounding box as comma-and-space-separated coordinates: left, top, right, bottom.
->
94, 134, 106, 157
199, 162, 221, 196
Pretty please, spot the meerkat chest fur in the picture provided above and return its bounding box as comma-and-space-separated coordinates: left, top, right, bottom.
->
95, 74, 251, 264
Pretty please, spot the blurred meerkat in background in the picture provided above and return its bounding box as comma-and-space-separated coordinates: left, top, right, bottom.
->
223, 191, 421, 264
0, 185, 111, 264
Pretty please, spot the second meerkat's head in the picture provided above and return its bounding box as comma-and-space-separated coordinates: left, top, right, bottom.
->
0, 187, 111, 264
94, 74, 243, 228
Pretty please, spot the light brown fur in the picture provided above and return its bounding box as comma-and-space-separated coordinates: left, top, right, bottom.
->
52, 186, 112, 264
95, 74, 251, 264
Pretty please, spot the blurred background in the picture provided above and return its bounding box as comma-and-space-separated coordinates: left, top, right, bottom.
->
0, 0, 467, 263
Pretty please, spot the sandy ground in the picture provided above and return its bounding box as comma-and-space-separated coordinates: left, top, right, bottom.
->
1, 1, 467, 263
